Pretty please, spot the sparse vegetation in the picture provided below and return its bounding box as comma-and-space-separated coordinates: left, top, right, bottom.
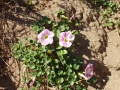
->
0, 0, 120, 90
93, 0, 119, 28
13, 11, 97, 90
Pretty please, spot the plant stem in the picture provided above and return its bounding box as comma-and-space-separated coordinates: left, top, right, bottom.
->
45, 47, 48, 90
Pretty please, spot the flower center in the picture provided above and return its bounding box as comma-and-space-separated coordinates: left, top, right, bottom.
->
64, 38, 68, 42
44, 35, 48, 39
87, 68, 91, 73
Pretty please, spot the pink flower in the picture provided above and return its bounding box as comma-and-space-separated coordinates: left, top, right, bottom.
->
38, 29, 54, 46
29, 77, 36, 86
59, 31, 75, 48
81, 64, 94, 80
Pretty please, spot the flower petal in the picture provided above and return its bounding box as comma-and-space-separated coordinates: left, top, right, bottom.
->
38, 29, 54, 46
85, 63, 94, 80
80, 74, 88, 81
29, 77, 36, 86
59, 31, 75, 48
67, 32, 75, 41
63, 41, 72, 47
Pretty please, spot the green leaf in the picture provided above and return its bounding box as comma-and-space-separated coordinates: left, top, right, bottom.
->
47, 58, 52, 63
60, 15, 66, 19
36, 59, 40, 64
58, 84, 62, 89
59, 25, 66, 31
13, 53, 21, 58
33, 25, 39, 32
19, 41, 25, 47
55, 30, 61, 37
51, 66, 55, 71
62, 50, 68, 54
70, 80, 74, 85
67, 64, 72, 68
58, 70, 63, 75
39, 78, 45, 83
62, 71, 66, 75
30, 63, 35, 69
67, 69, 72, 73
21, 56, 25, 60
57, 50, 63, 56
36, 81, 41, 87
24, 77, 29, 83
86, 80, 91, 84
42, 16, 50, 21
65, 26, 69, 30
73, 64, 80, 70
64, 87, 71, 90
62, 60, 66, 65
31, 87, 37, 90
24, 54, 31, 62
75, 85, 81, 90
37, 71, 42, 76
65, 76, 69, 81
55, 64, 59, 68
48, 20, 52, 24
72, 74, 77, 79
31, 57, 36, 62
39, 26, 45, 31
92, 76, 98, 83
75, 30, 79, 35
38, 20, 45, 25
67, 20, 71, 23
13, 44, 19, 51
53, 22, 58, 27
60, 10, 65, 14
39, 53, 44, 57
48, 78, 54, 85
75, 22, 79, 26
59, 78, 64, 83
14, 49, 22, 58
56, 45, 62, 50
31, 51, 37, 56
47, 47, 54, 53
26, 37, 31, 41
82, 87, 86, 90
47, 70, 50, 75
20, 88, 25, 90
55, 59, 59, 63
50, 70, 56, 77
100, 10, 106, 16
39, 46, 46, 52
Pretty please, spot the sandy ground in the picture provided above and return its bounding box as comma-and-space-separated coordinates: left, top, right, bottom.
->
0, 0, 120, 90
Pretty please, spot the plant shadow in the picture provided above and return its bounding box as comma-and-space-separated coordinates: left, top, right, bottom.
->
72, 32, 111, 90
0, 0, 46, 90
